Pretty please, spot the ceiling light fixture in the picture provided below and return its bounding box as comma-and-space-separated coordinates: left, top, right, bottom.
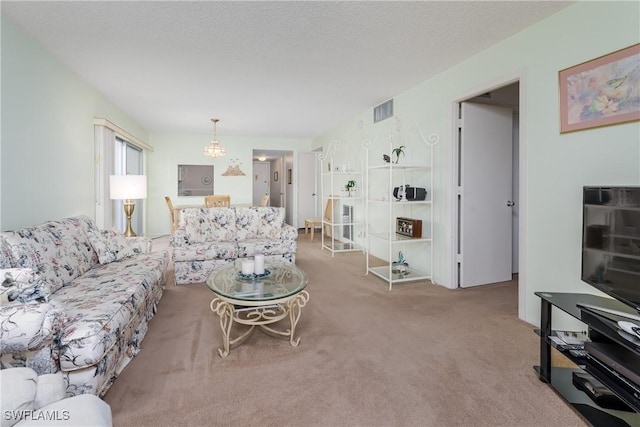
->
257, 156, 267, 162
203, 118, 226, 158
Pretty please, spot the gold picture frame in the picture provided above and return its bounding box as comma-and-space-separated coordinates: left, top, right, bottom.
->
559, 43, 640, 133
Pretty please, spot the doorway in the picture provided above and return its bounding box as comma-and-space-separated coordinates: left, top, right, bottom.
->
452, 79, 524, 314
297, 151, 319, 229
252, 150, 294, 224
253, 162, 270, 206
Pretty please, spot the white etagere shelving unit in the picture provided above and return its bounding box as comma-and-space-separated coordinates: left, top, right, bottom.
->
363, 123, 439, 290
318, 141, 364, 256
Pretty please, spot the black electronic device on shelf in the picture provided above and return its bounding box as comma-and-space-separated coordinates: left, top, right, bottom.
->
572, 371, 633, 411
392, 185, 426, 201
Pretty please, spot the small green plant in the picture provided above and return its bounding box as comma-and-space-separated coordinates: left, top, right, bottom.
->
345, 180, 356, 191
392, 146, 406, 164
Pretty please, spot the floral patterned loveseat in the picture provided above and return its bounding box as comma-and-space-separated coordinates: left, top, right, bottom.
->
170, 207, 297, 284
0, 215, 169, 397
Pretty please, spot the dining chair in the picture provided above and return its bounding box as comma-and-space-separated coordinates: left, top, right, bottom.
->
260, 194, 269, 207
164, 196, 177, 232
323, 197, 336, 238
304, 218, 322, 241
205, 194, 231, 207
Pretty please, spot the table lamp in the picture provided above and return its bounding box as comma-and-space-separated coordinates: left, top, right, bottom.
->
109, 174, 147, 237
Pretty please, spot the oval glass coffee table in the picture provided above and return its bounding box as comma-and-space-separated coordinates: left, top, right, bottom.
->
206, 262, 310, 357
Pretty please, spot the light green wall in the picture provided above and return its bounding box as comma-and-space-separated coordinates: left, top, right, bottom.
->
2, 3, 639, 327
1, 14, 148, 230
147, 133, 310, 238
313, 1, 640, 326
1, 13, 310, 238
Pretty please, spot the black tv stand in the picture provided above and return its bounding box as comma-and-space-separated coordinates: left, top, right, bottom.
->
534, 292, 640, 426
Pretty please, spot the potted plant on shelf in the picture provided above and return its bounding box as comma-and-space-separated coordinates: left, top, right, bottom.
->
392, 146, 406, 164
345, 180, 356, 197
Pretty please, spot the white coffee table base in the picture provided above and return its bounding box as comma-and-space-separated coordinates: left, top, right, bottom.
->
210, 290, 310, 358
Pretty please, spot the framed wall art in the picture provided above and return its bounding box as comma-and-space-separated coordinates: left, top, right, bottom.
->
559, 43, 640, 133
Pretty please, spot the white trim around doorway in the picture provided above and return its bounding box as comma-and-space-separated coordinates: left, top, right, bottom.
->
447, 69, 528, 321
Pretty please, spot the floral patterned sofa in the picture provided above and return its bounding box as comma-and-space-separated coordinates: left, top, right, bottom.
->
170, 207, 297, 284
0, 215, 169, 397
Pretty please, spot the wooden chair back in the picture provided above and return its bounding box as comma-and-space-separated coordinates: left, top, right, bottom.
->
205, 194, 231, 208
323, 198, 335, 221
260, 194, 270, 207
323, 198, 336, 237
164, 196, 176, 231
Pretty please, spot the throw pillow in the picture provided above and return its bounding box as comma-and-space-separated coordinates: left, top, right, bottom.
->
0, 268, 51, 305
87, 228, 136, 264
0, 367, 38, 427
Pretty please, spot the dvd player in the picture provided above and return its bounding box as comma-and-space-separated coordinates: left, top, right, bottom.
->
585, 341, 640, 389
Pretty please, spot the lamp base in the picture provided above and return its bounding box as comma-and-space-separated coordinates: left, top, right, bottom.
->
123, 200, 137, 237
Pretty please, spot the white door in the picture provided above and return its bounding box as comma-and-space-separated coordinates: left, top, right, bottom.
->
459, 103, 513, 287
253, 162, 270, 206
297, 152, 318, 228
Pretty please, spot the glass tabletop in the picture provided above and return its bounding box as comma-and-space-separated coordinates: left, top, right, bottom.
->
206, 262, 308, 302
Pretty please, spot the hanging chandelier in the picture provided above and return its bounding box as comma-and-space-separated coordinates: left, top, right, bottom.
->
203, 118, 226, 158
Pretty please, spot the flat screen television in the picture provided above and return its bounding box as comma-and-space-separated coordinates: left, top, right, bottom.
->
582, 186, 640, 313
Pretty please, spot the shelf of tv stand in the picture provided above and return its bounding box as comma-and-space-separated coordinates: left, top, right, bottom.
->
534, 292, 640, 426
534, 365, 638, 424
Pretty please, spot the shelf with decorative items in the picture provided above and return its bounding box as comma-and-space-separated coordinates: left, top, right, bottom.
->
318, 141, 364, 256
363, 119, 439, 290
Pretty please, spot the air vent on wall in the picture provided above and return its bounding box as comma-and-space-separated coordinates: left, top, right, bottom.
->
374, 99, 393, 123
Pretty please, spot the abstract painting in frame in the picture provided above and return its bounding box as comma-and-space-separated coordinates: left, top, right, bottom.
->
559, 43, 640, 133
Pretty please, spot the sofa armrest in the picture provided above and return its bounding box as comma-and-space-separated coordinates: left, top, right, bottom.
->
126, 237, 152, 254
169, 229, 189, 247
0, 303, 63, 354
280, 224, 298, 241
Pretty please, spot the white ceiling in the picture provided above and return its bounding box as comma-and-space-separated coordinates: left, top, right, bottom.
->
2, 1, 573, 139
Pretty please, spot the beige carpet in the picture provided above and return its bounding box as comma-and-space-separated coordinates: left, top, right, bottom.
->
103, 236, 586, 427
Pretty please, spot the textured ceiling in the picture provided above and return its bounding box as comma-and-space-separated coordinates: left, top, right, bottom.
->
2, 1, 573, 139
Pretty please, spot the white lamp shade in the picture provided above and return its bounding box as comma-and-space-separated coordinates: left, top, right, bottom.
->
109, 175, 147, 200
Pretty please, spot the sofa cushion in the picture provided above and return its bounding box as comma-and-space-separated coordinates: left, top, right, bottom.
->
237, 238, 298, 258
1, 216, 99, 293
0, 268, 51, 305
182, 208, 236, 244
33, 372, 66, 409
87, 228, 135, 264
235, 207, 285, 240
51, 252, 168, 371
0, 367, 38, 427
172, 241, 238, 262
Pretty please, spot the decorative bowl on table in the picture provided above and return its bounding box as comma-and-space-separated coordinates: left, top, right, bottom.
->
236, 269, 271, 281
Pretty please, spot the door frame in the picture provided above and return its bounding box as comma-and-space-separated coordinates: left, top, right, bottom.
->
448, 70, 528, 320
296, 151, 320, 229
